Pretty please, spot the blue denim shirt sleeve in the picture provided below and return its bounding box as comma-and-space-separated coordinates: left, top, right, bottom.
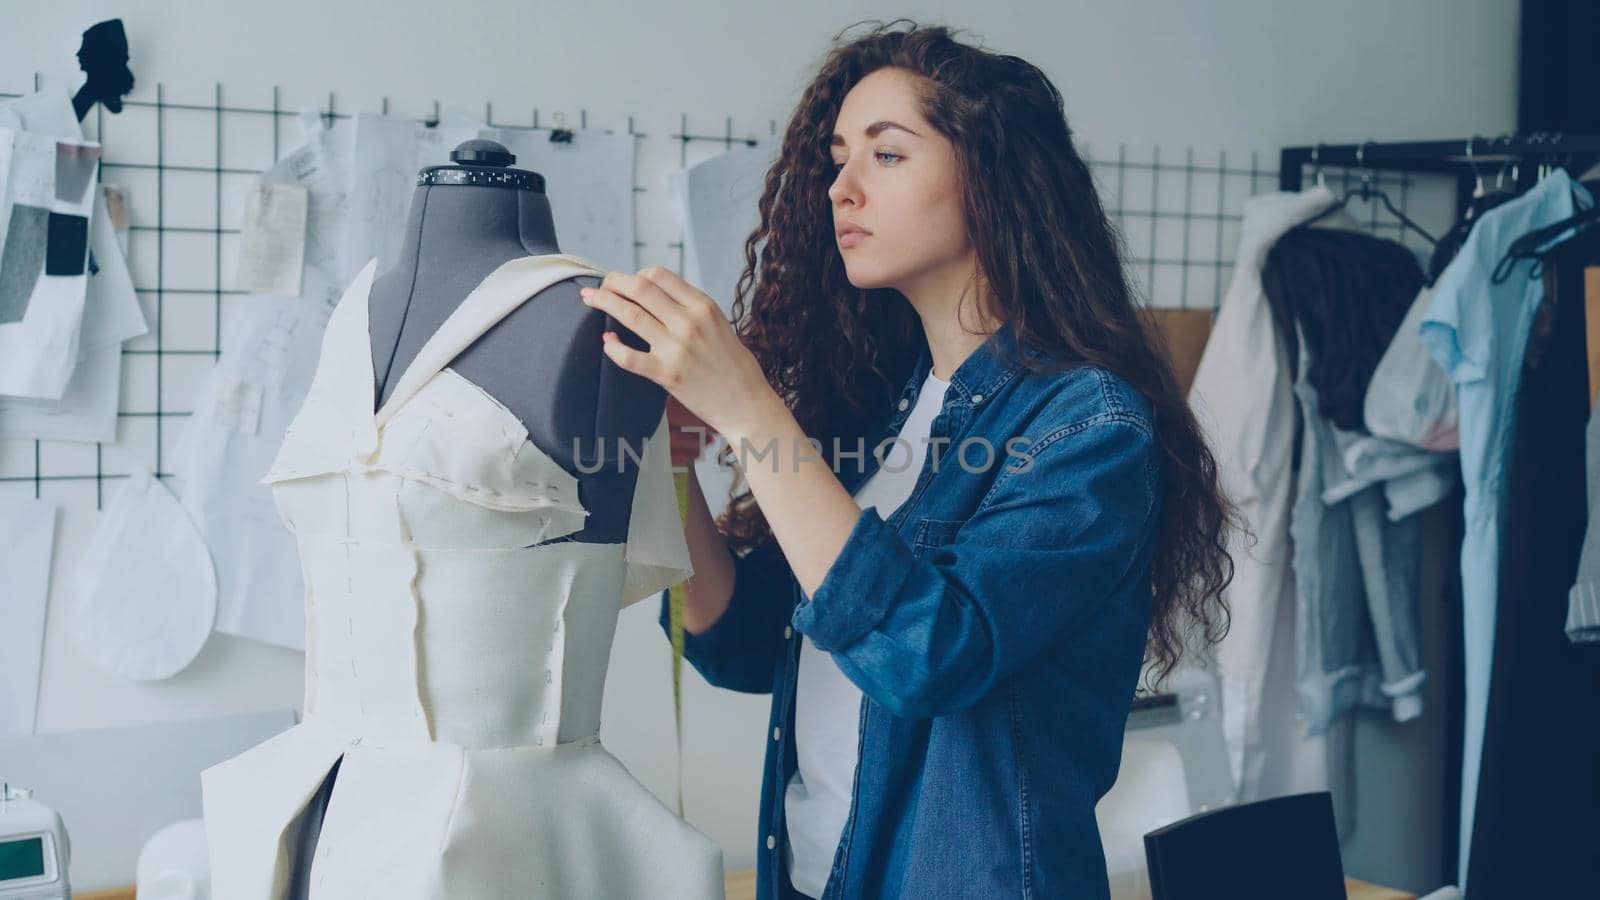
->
791, 413, 1160, 719
657, 536, 792, 694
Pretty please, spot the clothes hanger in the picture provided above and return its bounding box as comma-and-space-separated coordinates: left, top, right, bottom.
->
1491, 151, 1600, 284
1465, 137, 1521, 219
1580, 157, 1600, 183
1300, 142, 1439, 247
1427, 138, 1521, 284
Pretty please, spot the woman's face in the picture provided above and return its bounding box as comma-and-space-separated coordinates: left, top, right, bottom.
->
827, 68, 972, 299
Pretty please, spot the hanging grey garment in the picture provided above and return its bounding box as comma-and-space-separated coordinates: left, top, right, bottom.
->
1289, 324, 1428, 735
1567, 398, 1600, 642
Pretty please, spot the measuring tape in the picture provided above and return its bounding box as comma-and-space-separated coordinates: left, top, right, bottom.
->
668, 470, 690, 817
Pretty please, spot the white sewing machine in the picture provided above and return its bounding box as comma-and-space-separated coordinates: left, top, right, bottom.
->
0, 784, 70, 900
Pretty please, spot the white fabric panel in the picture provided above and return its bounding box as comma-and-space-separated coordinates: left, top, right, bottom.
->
622, 406, 696, 606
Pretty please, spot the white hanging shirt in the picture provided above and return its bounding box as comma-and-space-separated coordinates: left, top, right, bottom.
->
200, 253, 723, 899
783, 365, 949, 899
1187, 186, 1349, 803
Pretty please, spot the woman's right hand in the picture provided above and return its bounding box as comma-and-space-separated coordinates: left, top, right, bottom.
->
666, 395, 719, 469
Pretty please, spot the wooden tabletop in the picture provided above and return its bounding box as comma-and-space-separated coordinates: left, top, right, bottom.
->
1345, 876, 1419, 900
80, 870, 1413, 899
725, 867, 758, 899
720, 871, 1414, 900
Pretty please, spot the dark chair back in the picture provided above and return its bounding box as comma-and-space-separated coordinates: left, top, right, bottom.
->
1143, 791, 1345, 900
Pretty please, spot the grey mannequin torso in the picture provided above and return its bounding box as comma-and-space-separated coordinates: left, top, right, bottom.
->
366, 164, 663, 545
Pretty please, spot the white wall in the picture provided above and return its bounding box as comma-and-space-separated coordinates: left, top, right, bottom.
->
1, 0, 1517, 887
2, 0, 1520, 162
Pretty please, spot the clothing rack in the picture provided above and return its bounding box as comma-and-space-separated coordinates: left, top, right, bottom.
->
1279, 133, 1600, 893
1279, 134, 1600, 210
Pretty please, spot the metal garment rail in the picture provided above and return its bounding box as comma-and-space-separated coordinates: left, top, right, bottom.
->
1281, 134, 1600, 210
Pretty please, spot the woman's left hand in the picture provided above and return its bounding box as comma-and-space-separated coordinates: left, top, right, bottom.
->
580, 266, 781, 443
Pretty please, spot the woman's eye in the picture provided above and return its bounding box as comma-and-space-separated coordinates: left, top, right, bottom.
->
831, 151, 903, 172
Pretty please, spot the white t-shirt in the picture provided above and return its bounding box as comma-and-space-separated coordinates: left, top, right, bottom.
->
783, 366, 950, 899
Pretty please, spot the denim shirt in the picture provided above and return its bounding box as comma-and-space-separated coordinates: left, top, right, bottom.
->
657, 319, 1162, 899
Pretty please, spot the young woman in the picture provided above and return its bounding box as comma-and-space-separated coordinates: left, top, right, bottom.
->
579, 20, 1235, 900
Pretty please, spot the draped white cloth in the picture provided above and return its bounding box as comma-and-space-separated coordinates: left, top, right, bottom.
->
201, 253, 722, 898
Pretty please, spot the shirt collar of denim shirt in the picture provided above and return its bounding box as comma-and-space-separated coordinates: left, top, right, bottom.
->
831, 319, 1031, 496
894, 316, 1027, 420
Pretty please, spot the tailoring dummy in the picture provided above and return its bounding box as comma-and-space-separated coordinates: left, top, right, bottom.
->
199, 139, 725, 898
368, 138, 662, 538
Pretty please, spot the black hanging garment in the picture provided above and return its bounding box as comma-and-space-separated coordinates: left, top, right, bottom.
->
1261, 226, 1423, 430
1466, 226, 1600, 897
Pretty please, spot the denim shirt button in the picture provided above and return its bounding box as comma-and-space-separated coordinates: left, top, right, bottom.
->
971, 393, 984, 404
773, 726, 782, 741
767, 834, 777, 850
898, 397, 910, 411
784, 625, 793, 639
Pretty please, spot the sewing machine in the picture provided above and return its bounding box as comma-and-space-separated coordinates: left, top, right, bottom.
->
0, 785, 70, 900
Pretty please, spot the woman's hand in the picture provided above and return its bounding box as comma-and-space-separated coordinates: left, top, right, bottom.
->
584, 270, 864, 611
580, 266, 782, 444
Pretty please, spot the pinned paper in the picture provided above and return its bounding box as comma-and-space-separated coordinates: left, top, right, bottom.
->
171, 294, 332, 652
7, 129, 57, 206
0, 497, 57, 737
103, 182, 131, 251
72, 465, 218, 681
0, 186, 147, 442
0, 125, 102, 400
44, 210, 88, 275
0, 203, 48, 322
340, 110, 484, 278
211, 372, 264, 435
260, 115, 354, 307
236, 182, 307, 296
485, 125, 639, 271
55, 139, 100, 202
670, 140, 779, 316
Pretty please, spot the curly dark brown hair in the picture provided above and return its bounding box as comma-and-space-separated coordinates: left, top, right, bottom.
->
712, 19, 1237, 687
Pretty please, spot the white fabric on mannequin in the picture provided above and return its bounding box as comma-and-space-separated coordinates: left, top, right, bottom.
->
201, 253, 721, 899
623, 405, 697, 605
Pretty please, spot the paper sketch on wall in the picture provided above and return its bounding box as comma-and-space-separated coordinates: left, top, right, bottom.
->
0, 497, 57, 738
670, 138, 778, 317
665, 141, 781, 524
0, 87, 132, 428
0, 184, 147, 442
339, 110, 485, 278
0, 124, 102, 400
172, 291, 333, 651
483, 124, 637, 271
71, 464, 217, 681
235, 183, 308, 296
260, 110, 355, 308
